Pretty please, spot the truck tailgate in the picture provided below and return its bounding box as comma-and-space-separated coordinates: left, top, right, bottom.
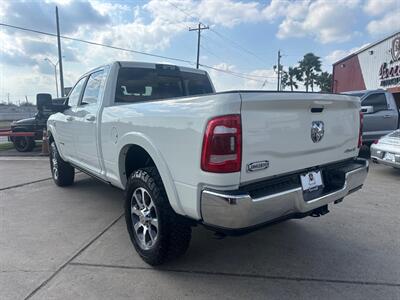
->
239, 92, 360, 184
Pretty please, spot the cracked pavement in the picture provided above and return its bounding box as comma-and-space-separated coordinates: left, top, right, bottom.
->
0, 157, 399, 299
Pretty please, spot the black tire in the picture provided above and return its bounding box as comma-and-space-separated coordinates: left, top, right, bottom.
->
125, 167, 192, 266
13, 136, 35, 152
49, 141, 75, 186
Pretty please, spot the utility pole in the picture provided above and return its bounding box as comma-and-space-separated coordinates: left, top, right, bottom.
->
189, 23, 209, 69
25, 96, 28, 104
56, 6, 65, 96
277, 50, 282, 91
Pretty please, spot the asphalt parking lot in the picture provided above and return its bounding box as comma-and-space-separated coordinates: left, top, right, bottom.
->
1, 157, 399, 299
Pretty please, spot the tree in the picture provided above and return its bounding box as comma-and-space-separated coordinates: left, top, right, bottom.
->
316, 71, 333, 92
286, 67, 300, 91
298, 53, 322, 92
280, 70, 288, 91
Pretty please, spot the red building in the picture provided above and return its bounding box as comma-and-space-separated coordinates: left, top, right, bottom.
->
332, 31, 400, 107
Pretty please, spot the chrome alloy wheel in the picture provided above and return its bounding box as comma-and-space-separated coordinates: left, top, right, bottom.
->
130, 187, 159, 250
51, 146, 59, 180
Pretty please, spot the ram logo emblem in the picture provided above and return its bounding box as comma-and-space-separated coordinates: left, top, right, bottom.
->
311, 121, 324, 143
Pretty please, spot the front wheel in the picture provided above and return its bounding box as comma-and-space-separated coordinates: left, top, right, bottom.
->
13, 136, 35, 152
49, 141, 75, 186
125, 167, 192, 266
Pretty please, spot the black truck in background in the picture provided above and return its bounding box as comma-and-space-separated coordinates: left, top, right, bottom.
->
9, 97, 66, 152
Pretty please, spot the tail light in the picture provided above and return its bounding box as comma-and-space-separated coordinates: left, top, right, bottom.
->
358, 111, 363, 148
201, 115, 242, 173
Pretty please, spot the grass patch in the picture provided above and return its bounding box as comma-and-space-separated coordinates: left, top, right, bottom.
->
0, 120, 11, 129
0, 142, 14, 151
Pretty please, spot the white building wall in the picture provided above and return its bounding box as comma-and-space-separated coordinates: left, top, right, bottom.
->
358, 33, 400, 90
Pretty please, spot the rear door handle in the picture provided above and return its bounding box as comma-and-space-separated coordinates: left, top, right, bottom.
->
383, 115, 392, 118
66, 116, 73, 121
85, 115, 96, 122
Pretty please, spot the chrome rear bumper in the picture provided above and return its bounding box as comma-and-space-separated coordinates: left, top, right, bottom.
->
371, 144, 400, 169
200, 159, 369, 230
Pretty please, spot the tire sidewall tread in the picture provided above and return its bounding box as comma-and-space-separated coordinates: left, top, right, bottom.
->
125, 167, 191, 266
50, 142, 75, 187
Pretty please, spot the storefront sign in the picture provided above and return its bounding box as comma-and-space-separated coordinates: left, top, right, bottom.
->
379, 36, 400, 87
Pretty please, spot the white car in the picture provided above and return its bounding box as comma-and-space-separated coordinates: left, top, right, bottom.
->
43, 61, 369, 265
371, 129, 400, 168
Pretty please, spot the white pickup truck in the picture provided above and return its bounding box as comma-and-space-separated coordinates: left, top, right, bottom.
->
43, 61, 368, 265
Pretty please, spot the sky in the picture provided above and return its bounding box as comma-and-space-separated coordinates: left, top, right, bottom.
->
0, 0, 399, 104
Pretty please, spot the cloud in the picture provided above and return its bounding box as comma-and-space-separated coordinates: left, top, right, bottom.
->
363, 0, 399, 16
366, 10, 400, 36
243, 69, 276, 90
262, 0, 310, 22
197, 0, 262, 27
276, 0, 361, 43
2, 0, 109, 35
206, 63, 277, 92
324, 43, 370, 65
0, 51, 37, 67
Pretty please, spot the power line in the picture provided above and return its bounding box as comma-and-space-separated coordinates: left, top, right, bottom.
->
164, 0, 272, 67
200, 64, 276, 83
0, 23, 194, 65
200, 44, 226, 61
208, 28, 269, 66
165, 0, 200, 22
0, 22, 275, 83
201, 34, 275, 68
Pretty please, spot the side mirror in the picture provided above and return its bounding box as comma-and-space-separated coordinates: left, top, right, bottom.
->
361, 106, 374, 114
36, 93, 52, 111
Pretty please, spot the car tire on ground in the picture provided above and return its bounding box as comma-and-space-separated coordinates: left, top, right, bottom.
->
125, 167, 192, 266
50, 141, 75, 187
13, 136, 35, 152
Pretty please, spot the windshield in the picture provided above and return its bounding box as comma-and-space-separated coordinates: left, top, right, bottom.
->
115, 67, 213, 103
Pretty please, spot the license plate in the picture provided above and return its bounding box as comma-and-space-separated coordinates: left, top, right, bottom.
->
300, 170, 323, 192
384, 152, 396, 162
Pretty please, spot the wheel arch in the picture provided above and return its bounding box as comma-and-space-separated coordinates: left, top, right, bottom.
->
117, 134, 185, 216
47, 125, 67, 161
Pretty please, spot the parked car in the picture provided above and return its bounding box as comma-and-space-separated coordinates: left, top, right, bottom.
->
371, 129, 400, 168
44, 61, 368, 265
344, 89, 400, 144
9, 98, 66, 152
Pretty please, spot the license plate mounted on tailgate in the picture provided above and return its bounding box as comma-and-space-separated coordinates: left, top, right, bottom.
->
300, 170, 323, 192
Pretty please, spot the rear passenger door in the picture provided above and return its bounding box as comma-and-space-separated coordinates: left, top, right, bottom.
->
361, 92, 398, 141
72, 69, 107, 175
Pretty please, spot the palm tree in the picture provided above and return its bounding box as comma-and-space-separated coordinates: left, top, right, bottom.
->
316, 71, 333, 92
280, 70, 288, 91
298, 53, 322, 92
286, 67, 300, 91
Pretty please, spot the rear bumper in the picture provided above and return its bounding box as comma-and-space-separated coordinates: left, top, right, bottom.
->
200, 159, 368, 231
371, 144, 400, 168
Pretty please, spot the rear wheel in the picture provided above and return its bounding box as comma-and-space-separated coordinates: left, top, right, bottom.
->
13, 136, 35, 152
125, 167, 192, 266
49, 141, 75, 186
